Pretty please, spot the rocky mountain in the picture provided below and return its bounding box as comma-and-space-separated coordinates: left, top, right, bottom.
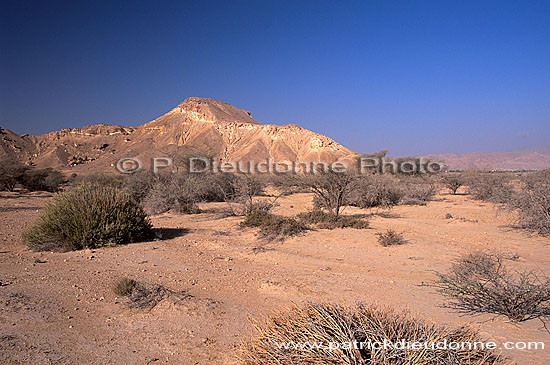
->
0, 97, 358, 172
2, 97, 548, 172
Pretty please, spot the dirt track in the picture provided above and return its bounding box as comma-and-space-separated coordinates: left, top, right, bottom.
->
1, 190, 549, 364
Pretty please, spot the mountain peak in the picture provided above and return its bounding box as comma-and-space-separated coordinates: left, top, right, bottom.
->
173, 97, 258, 124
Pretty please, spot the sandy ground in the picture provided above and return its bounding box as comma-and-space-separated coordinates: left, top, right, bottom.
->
1, 189, 549, 364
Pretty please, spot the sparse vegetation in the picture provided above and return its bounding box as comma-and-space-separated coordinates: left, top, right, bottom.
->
239, 302, 506, 364
22, 183, 152, 251
297, 210, 369, 229
433, 252, 550, 322
377, 229, 407, 246
241, 210, 308, 240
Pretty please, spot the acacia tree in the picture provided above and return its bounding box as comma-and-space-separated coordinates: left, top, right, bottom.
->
442, 174, 464, 195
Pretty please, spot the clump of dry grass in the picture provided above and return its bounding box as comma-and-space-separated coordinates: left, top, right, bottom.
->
239, 302, 507, 364
377, 229, 407, 246
296, 210, 369, 229
113, 277, 136, 296
433, 252, 550, 322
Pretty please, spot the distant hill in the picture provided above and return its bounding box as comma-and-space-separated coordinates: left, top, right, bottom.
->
424, 148, 550, 171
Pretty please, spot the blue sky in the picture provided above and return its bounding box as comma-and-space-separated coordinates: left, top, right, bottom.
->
1, 0, 549, 155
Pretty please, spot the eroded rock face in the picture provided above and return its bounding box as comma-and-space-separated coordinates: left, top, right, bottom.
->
1, 97, 358, 171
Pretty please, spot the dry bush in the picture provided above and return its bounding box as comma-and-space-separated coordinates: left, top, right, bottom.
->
141, 173, 212, 214
506, 169, 550, 235
22, 183, 152, 251
399, 176, 438, 205
296, 210, 334, 224
140, 172, 260, 215
377, 229, 407, 247
177, 197, 202, 214
348, 174, 436, 208
433, 252, 550, 322
122, 170, 157, 202
297, 210, 369, 229
239, 302, 506, 364
241, 210, 308, 240
348, 174, 403, 208
222, 175, 274, 215
464, 171, 514, 204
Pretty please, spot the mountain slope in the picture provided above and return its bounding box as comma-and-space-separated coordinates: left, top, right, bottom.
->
1, 97, 357, 172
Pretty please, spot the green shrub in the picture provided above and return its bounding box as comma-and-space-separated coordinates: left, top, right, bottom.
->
433, 252, 550, 322
22, 183, 152, 251
297, 210, 369, 229
239, 303, 506, 364
377, 229, 407, 246
242, 210, 308, 240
